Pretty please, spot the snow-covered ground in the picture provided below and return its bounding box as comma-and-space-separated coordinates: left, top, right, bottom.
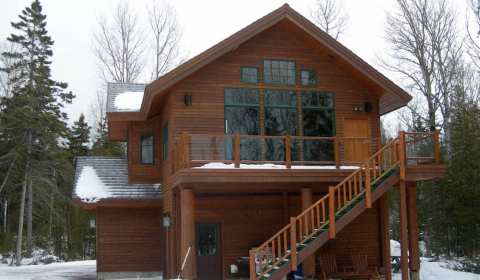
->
0, 260, 96, 280
393, 259, 480, 280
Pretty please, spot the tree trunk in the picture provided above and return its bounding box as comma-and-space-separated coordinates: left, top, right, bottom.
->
3, 198, 7, 234
26, 179, 33, 256
15, 176, 27, 266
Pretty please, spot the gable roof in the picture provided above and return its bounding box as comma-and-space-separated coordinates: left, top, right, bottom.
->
133, 4, 411, 119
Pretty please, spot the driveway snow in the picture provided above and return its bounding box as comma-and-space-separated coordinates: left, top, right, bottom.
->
0, 260, 96, 280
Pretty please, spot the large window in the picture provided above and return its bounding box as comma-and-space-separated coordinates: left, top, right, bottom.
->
224, 88, 260, 160
264, 89, 297, 161
263, 59, 296, 85
140, 134, 154, 164
302, 91, 335, 161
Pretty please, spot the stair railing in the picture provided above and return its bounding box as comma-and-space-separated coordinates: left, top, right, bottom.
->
249, 136, 403, 280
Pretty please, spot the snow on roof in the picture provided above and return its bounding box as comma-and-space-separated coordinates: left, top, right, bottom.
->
195, 162, 360, 170
106, 83, 146, 112
75, 166, 110, 203
114, 91, 144, 111
73, 156, 161, 204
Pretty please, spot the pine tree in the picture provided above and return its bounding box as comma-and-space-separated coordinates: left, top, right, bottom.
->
68, 114, 90, 159
90, 116, 124, 157
0, 0, 73, 264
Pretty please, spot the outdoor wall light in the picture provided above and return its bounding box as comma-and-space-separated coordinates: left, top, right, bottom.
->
184, 94, 192, 106
163, 215, 171, 228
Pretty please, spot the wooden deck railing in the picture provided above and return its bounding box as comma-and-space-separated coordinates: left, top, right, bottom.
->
247, 131, 440, 279
171, 133, 377, 173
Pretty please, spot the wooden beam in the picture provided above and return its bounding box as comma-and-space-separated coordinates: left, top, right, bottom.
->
328, 186, 336, 239
379, 193, 392, 280
290, 217, 297, 270
285, 135, 292, 169
407, 182, 420, 280
180, 188, 196, 279
301, 188, 315, 277
399, 132, 406, 181
399, 181, 409, 280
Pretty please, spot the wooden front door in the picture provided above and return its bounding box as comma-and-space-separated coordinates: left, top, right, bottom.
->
344, 118, 370, 163
197, 223, 222, 280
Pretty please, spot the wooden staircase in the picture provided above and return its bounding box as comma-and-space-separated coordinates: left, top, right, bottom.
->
249, 135, 407, 280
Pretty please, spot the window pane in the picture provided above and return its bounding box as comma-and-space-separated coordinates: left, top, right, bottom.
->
303, 140, 334, 162
303, 110, 334, 137
301, 91, 333, 108
241, 67, 258, 83
197, 224, 217, 256
301, 70, 316, 86
140, 135, 154, 164
225, 88, 259, 105
264, 60, 296, 85
225, 107, 259, 135
265, 108, 297, 136
264, 90, 296, 107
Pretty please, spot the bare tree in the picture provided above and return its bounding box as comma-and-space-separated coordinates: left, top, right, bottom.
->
147, 0, 181, 80
310, 0, 349, 39
382, 0, 463, 151
93, 2, 145, 83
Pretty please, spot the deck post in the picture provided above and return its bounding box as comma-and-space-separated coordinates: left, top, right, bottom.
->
180, 188, 196, 279
365, 161, 372, 208
285, 135, 292, 169
407, 182, 421, 280
399, 181, 409, 280
249, 249, 256, 280
289, 217, 297, 270
379, 193, 392, 280
334, 137, 340, 169
399, 131, 406, 181
234, 134, 240, 168
328, 186, 336, 239
301, 188, 315, 277
433, 130, 441, 164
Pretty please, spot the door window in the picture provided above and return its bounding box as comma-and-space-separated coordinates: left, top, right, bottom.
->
197, 224, 218, 256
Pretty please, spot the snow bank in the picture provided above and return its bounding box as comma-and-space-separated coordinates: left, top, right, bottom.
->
195, 162, 360, 170
76, 166, 110, 203
114, 91, 144, 111
0, 260, 96, 280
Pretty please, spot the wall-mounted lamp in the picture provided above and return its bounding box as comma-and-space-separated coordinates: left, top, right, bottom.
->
184, 94, 192, 106
353, 105, 363, 112
163, 215, 171, 228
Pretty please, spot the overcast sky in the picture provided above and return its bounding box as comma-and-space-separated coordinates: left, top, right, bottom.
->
0, 0, 470, 127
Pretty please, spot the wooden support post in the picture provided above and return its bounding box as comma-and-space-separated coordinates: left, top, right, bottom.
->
290, 217, 297, 270
285, 135, 292, 169
379, 193, 392, 280
399, 181, 409, 280
433, 130, 441, 164
249, 249, 256, 280
328, 186, 336, 239
365, 162, 372, 208
180, 188, 196, 279
301, 188, 315, 277
234, 134, 240, 168
334, 137, 340, 169
399, 131, 406, 181
407, 183, 420, 280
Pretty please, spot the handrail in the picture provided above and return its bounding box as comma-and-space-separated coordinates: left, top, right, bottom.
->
171, 134, 376, 173
248, 134, 407, 279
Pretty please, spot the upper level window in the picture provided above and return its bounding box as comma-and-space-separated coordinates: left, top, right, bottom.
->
301, 70, 316, 86
241, 67, 259, 84
140, 134, 154, 164
224, 88, 259, 135
162, 123, 169, 161
263, 59, 295, 85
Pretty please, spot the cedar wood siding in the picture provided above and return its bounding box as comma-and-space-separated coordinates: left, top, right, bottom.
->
96, 207, 165, 273
195, 194, 381, 278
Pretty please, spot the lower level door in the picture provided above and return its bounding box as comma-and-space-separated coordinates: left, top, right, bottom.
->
196, 223, 223, 280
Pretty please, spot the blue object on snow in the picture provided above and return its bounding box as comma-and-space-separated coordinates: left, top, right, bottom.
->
293, 263, 304, 280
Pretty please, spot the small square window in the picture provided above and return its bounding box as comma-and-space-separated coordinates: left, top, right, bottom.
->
140, 134, 154, 164
241, 67, 258, 83
301, 70, 316, 86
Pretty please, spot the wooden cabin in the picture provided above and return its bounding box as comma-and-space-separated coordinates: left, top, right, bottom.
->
73, 4, 445, 280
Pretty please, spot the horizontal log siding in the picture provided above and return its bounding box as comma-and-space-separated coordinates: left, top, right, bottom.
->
96, 207, 165, 273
